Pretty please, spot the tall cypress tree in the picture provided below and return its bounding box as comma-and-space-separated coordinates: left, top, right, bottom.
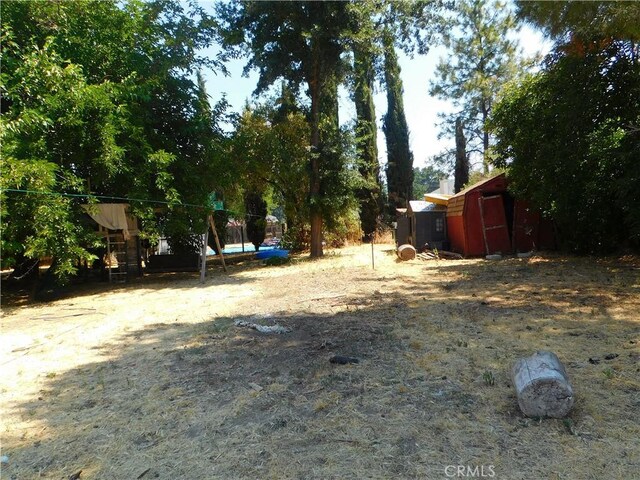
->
382, 31, 414, 214
353, 43, 382, 240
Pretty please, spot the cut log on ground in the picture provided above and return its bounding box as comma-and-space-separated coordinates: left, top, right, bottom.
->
511, 350, 574, 418
397, 244, 416, 261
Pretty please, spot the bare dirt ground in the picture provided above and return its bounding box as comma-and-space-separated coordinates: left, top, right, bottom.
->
1, 243, 639, 480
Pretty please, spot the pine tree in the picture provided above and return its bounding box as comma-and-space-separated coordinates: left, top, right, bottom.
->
430, 0, 522, 173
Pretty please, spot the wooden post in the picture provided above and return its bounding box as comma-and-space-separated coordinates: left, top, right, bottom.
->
200, 224, 209, 282
511, 200, 518, 253
511, 350, 574, 418
208, 215, 227, 273
106, 232, 113, 283
371, 234, 375, 269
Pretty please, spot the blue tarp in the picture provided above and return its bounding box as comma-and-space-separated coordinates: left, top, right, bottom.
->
207, 245, 276, 256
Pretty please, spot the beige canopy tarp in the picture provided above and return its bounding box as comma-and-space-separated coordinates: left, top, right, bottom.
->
82, 203, 135, 239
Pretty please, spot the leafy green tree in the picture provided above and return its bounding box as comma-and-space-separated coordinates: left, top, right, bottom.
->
217, 1, 357, 257
429, 0, 524, 173
515, 1, 640, 42
315, 75, 361, 243
0, 36, 125, 280
381, 1, 445, 56
1, 0, 225, 283
353, 1, 444, 216
490, 0, 640, 252
491, 39, 640, 252
346, 0, 443, 233
412, 166, 447, 200
229, 91, 311, 249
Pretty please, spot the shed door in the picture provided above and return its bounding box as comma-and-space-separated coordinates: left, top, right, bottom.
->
478, 195, 511, 255
513, 201, 540, 252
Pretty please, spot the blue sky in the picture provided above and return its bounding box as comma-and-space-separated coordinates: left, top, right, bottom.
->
201, 9, 551, 171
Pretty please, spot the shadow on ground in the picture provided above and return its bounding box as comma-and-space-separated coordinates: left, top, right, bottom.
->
3, 254, 639, 479
0, 258, 268, 312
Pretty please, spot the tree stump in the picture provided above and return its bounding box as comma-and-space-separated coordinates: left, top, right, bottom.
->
511, 350, 574, 418
397, 244, 416, 261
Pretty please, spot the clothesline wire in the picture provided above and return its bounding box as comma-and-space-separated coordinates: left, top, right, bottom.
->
0, 188, 270, 220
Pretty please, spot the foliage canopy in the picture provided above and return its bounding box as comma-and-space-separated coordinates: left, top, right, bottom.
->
1, 0, 226, 280
491, 4, 640, 252
216, 1, 362, 257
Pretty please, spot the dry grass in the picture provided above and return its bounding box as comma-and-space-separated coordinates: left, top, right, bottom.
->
1, 244, 639, 479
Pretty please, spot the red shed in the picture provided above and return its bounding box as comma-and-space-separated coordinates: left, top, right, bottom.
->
446, 173, 554, 257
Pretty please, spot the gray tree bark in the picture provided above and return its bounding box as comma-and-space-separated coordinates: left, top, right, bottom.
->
511, 351, 575, 418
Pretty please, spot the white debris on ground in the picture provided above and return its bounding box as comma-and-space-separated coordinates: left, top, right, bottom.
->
234, 320, 291, 334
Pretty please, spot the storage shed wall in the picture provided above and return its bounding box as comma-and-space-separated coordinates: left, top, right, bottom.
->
447, 190, 487, 256
396, 215, 411, 247
446, 174, 511, 257
462, 191, 488, 256
413, 212, 447, 250
447, 173, 555, 257
446, 215, 466, 253
446, 195, 466, 253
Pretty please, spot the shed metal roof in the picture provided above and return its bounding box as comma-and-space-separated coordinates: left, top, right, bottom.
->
408, 201, 446, 213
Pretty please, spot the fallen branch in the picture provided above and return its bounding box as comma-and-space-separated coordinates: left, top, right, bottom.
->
137, 468, 152, 479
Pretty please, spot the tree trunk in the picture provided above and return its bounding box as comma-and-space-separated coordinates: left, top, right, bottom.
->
308, 72, 323, 258
310, 212, 323, 257
482, 102, 490, 174
511, 350, 575, 418
454, 117, 469, 193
